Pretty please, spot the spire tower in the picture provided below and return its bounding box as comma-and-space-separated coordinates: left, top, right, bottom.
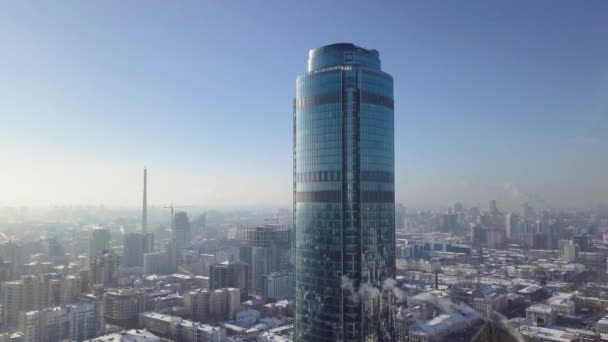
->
142, 167, 147, 233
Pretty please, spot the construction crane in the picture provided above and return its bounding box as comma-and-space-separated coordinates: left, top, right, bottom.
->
163, 203, 193, 225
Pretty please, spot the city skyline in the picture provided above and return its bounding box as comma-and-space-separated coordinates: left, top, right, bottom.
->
2, 1, 608, 209
2, 3, 608, 342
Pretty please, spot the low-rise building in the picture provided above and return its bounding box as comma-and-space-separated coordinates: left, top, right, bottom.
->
546, 293, 575, 316
526, 304, 556, 326
577, 252, 606, 269
597, 315, 608, 334
408, 309, 481, 342
139, 312, 181, 338
236, 309, 261, 328
83, 329, 161, 342
473, 293, 506, 317
139, 312, 225, 342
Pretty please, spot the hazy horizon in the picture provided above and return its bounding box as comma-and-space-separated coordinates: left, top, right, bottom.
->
2, 1, 607, 210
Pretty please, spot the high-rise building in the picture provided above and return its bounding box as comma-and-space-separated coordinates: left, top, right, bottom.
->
88, 228, 110, 258
559, 240, 578, 263
0, 259, 14, 283
63, 275, 82, 304
173, 212, 191, 257
239, 246, 270, 297
43, 238, 67, 265
242, 224, 292, 273
79, 269, 90, 293
163, 240, 178, 274
143, 252, 162, 274
0, 240, 23, 279
200, 254, 216, 277
209, 288, 240, 321
265, 272, 295, 301
102, 289, 148, 328
294, 43, 396, 341
17, 302, 102, 342
439, 214, 458, 233
192, 212, 207, 238
1, 281, 22, 327
573, 235, 591, 252
490, 200, 498, 217
18, 306, 68, 342
209, 261, 248, 299
1, 273, 78, 327
505, 213, 517, 240
184, 288, 211, 323
182, 287, 240, 323
66, 302, 103, 342
123, 232, 153, 267
89, 251, 119, 288
183, 287, 240, 323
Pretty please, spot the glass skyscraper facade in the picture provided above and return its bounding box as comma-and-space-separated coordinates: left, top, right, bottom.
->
294, 43, 396, 341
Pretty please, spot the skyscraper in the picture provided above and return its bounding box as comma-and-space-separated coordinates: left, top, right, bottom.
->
294, 43, 396, 341
0, 240, 23, 279
88, 227, 110, 258
143, 252, 162, 274
239, 245, 270, 297
505, 213, 518, 240
173, 211, 191, 254
490, 199, 498, 217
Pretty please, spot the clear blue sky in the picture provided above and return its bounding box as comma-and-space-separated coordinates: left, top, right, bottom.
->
1, 0, 607, 209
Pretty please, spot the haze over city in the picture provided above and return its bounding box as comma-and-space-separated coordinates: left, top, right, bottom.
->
2, 0, 607, 210
3, 2, 608, 342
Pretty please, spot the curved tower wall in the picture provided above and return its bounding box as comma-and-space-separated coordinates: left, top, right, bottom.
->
294, 43, 396, 342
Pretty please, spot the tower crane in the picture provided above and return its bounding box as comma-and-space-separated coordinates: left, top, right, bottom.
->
163, 203, 193, 225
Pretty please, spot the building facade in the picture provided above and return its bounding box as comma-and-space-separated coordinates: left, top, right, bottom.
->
265, 272, 294, 301
0, 241, 23, 280
18, 307, 68, 342
173, 212, 192, 256
1, 273, 81, 328
102, 289, 148, 328
209, 261, 248, 299
123, 232, 154, 268
89, 228, 110, 258
239, 246, 270, 297
89, 251, 119, 288
294, 43, 396, 341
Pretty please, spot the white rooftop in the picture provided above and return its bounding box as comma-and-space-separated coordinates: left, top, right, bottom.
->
84, 329, 160, 342
527, 304, 553, 314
